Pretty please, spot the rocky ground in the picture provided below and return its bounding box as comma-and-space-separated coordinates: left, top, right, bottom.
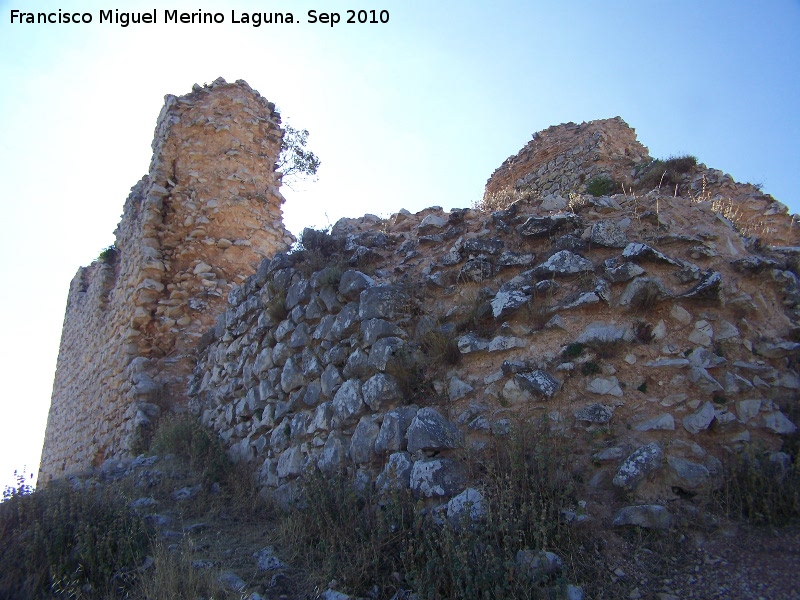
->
57, 453, 800, 600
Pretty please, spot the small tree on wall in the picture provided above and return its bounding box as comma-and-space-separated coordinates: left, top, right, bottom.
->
277, 124, 321, 188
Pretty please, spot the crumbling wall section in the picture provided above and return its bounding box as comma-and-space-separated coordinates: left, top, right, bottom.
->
40, 78, 293, 481
485, 117, 650, 199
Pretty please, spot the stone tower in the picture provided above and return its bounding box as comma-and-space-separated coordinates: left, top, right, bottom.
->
39, 78, 294, 481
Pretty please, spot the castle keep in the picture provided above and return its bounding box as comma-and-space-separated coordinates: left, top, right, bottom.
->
39, 79, 293, 480
41, 80, 799, 524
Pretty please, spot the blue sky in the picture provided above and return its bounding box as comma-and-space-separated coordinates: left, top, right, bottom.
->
0, 0, 798, 491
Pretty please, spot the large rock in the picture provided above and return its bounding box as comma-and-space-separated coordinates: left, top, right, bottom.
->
362, 373, 404, 411
682, 401, 716, 434
359, 285, 409, 320
622, 242, 682, 266
332, 379, 365, 423
586, 376, 623, 397
491, 288, 531, 319
613, 442, 664, 490
590, 220, 628, 248
457, 333, 490, 354
375, 405, 419, 453
463, 237, 504, 255
317, 433, 346, 475
517, 213, 580, 238
349, 415, 381, 464
406, 407, 463, 453
361, 318, 406, 346
676, 270, 722, 300
409, 458, 467, 498
448, 377, 474, 401
763, 411, 798, 434
574, 403, 614, 424
534, 250, 594, 278
320, 364, 344, 398
515, 549, 563, 583
329, 302, 360, 339
285, 278, 311, 310
368, 336, 406, 371
277, 446, 305, 478
338, 270, 375, 300
576, 321, 630, 345
633, 414, 675, 431
497, 251, 537, 269
446, 488, 486, 526
618, 277, 669, 308
603, 258, 646, 283
514, 370, 561, 398
376, 452, 413, 490
280, 357, 306, 393
460, 258, 494, 282
666, 456, 711, 492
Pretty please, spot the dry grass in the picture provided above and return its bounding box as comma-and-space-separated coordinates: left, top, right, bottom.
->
136, 538, 222, 600
713, 445, 800, 526
473, 186, 529, 212
274, 418, 613, 599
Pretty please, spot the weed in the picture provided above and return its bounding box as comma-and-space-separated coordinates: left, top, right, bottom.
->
383, 345, 430, 402
581, 362, 601, 376
474, 187, 529, 212
316, 265, 344, 287
136, 537, 221, 600
712, 445, 800, 526
587, 338, 625, 359
265, 281, 289, 321
150, 414, 230, 484
292, 227, 348, 277
627, 282, 664, 312
277, 469, 412, 595
279, 420, 596, 598
0, 481, 150, 598
637, 382, 648, 393
638, 155, 697, 191
585, 175, 618, 197
524, 295, 556, 331
562, 342, 585, 359
452, 284, 495, 336
418, 324, 461, 368
98, 244, 119, 265
632, 320, 654, 343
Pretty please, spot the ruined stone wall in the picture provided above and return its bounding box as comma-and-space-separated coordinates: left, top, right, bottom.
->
190, 182, 800, 512
40, 78, 293, 481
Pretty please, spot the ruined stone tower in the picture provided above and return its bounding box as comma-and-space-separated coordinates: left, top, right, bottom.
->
39, 78, 294, 481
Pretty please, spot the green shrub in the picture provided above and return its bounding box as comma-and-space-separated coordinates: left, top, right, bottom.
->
98, 244, 118, 264
562, 342, 585, 359
0, 481, 150, 598
151, 414, 230, 484
581, 361, 601, 376
638, 154, 698, 190
585, 176, 618, 197
292, 228, 347, 276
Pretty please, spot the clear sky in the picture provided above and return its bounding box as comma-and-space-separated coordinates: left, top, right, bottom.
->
0, 0, 798, 492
